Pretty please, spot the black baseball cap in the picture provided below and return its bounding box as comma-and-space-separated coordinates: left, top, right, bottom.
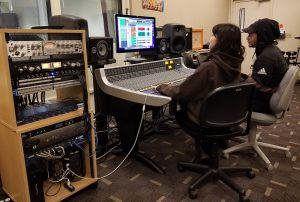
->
243, 24, 256, 33
243, 18, 281, 43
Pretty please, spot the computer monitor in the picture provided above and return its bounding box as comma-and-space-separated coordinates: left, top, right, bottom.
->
115, 14, 156, 53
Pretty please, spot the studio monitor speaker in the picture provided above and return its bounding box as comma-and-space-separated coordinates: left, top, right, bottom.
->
140, 37, 170, 57
185, 27, 192, 51
49, 15, 89, 42
162, 24, 186, 54
89, 37, 113, 63
157, 37, 170, 54
0, 13, 19, 28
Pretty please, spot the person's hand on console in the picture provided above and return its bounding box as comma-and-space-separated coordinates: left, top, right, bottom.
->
155, 84, 169, 95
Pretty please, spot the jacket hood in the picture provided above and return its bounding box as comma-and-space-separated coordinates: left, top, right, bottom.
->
209, 51, 242, 81
243, 18, 281, 55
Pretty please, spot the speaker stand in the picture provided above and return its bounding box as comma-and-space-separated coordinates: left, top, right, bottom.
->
90, 59, 116, 158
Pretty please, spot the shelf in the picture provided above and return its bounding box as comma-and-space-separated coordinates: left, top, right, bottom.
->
0, 29, 97, 202
44, 178, 98, 202
0, 108, 84, 133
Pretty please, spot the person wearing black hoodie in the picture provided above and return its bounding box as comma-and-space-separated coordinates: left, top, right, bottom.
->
243, 18, 288, 113
156, 23, 244, 162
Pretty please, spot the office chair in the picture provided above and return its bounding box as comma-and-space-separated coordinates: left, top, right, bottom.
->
176, 82, 256, 202
285, 51, 297, 65
196, 53, 208, 66
182, 53, 197, 68
223, 66, 299, 170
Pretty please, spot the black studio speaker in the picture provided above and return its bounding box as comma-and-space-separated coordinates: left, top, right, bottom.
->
49, 15, 89, 42
140, 37, 170, 58
0, 13, 19, 28
162, 24, 186, 54
88, 37, 113, 63
185, 27, 192, 51
157, 37, 170, 54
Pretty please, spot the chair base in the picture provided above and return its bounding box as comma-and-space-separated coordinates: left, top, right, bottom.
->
113, 147, 165, 174
223, 125, 291, 170
178, 161, 254, 202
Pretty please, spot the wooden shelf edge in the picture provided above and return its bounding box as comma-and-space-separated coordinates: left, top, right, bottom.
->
0, 108, 84, 133
44, 178, 98, 202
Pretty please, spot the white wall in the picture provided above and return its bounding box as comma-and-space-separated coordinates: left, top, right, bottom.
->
130, 0, 230, 43
272, 0, 300, 51
229, 0, 300, 74
60, 0, 105, 37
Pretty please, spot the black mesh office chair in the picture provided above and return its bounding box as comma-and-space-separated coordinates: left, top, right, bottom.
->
176, 82, 256, 202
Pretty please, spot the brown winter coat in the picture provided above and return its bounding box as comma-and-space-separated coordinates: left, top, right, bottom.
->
157, 51, 243, 124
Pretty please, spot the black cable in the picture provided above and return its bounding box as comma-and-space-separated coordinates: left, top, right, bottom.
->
32, 93, 37, 104
17, 96, 22, 107
45, 182, 62, 197
27, 94, 32, 105
35, 92, 40, 104
42, 91, 46, 103
23, 95, 28, 106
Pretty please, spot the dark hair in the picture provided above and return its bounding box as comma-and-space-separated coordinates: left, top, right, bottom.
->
210, 23, 245, 58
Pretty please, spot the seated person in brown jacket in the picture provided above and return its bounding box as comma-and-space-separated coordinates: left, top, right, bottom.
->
156, 23, 245, 162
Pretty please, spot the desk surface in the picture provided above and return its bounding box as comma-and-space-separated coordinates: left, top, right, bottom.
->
124, 57, 148, 64
189, 49, 210, 54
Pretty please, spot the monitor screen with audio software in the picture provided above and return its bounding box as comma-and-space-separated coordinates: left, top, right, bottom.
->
115, 14, 156, 53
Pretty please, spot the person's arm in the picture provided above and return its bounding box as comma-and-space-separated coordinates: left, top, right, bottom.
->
252, 56, 274, 88
156, 65, 211, 102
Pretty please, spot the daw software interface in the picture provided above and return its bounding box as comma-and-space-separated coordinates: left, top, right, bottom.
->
115, 14, 156, 53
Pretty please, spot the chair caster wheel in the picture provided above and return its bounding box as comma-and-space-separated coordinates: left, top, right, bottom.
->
249, 150, 257, 157
266, 164, 273, 171
285, 151, 292, 158
223, 153, 229, 159
188, 188, 198, 199
246, 170, 255, 179
239, 194, 249, 202
257, 135, 263, 142
177, 164, 185, 172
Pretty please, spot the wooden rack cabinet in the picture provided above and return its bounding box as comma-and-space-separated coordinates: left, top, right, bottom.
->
0, 29, 97, 202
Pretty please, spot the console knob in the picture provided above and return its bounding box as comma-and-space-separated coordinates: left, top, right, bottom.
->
28, 66, 35, 72
76, 62, 81, 67
35, 65, 41, 72
18, 67, 24, 73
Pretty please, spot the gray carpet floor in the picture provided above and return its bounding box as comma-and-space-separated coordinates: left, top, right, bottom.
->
1, 84, 299, 202
63, 84, 300, 202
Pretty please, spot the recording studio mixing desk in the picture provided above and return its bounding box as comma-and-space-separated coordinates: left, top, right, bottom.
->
95, 57, 195, 106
